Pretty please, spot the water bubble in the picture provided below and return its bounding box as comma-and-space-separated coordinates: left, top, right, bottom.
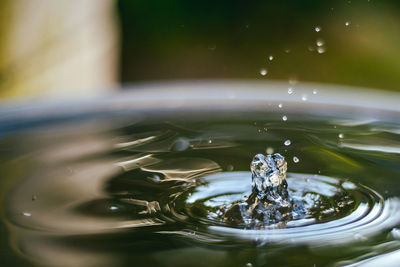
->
293, 156, 299, 163
317, 47, 326, 54
301, 95, 308, 101
282, 115, 288, 121
278, 103, 283, 108
23, 212, 31, 217
284, 140, 291, 146
171, 138, 190, 151
314, 26, 321, 32
268, 55, 274, 61
391, 228, 400, 239
313, 89, 318, 95
266, 147, 274, 155
288, 87, 294, 94
338, 133, 344, 139
260, 68, 268, 76
316, 39, 324, 47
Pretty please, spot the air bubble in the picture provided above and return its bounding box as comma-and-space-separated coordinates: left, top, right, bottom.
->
268, 55, 274, 61
284, 140, 291, 146
345, 21, 351, 27
23, 212, 31, 217
315, 26, 321, 32
293, 156, 299, 163
313, 89, 318, 95
338, 133, 344, 139
288, 87, 294, 94
110, 206, 118, 211
301, 95, 308, 101
226, 165, 234, 171
282, 115, 288, 121
391, 228, 400, 239
260, 69, 267, 76
278, 103, 283, 108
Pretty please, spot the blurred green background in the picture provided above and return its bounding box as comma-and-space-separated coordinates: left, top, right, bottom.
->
1, 0, 400, 100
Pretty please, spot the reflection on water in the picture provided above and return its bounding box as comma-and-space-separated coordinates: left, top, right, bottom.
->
1, 87, 400, 266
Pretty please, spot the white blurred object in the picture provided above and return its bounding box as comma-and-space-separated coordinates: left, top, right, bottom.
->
0, 0, 119, 100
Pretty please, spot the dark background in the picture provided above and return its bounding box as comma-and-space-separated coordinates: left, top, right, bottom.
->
118, 0, 400, 91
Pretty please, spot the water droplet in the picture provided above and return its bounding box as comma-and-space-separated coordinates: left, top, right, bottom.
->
345, 21, 351, 27
23, 212, 31, 217
391, 228, 400, 239
260, 68, 267, 76
316, 39, 324, 47
353, 233, 367, 241
301, 95, 308, 101
284, 139, 291, 146
338, 133, 344, 139
315, 26, 321, 32
171, 138, 190, 151
268, 55, 274, 61
288, 87, 294, 94
278, 103, 283, 108
226, 165, 234, 171
317, 47, 326, 54
208, 44, 216, 51
313, 89, 318, 95
266, 147, 274, 155
208, 139, 213, 144
293, 156, 299, 163
246, 263, 253, 267
289, 77, 298, 85
110, 206, 118, 211
282, 115, 288, 121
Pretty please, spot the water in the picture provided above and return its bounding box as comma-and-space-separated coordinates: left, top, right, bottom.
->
0, 82, 400, 266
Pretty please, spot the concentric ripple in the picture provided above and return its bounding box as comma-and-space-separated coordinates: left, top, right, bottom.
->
183, 172, 400, 245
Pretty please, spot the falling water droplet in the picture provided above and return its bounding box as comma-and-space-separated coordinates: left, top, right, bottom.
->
301, 95, 308, 101
282, 115, 288, 121
317, 47, 326, 54
313, 89, 318, 95
288, 87, 294, 94
268, 55, 274, 61
293, 156, 299, 163
284, 140, 291, 146
315, 26, 321, 32
338, 133, 344, 139
345, 21, 351, 27
316, 39, 324, 47
260, 68, 267, 76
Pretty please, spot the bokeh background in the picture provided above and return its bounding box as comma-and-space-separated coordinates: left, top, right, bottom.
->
0, 0, 399, 100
